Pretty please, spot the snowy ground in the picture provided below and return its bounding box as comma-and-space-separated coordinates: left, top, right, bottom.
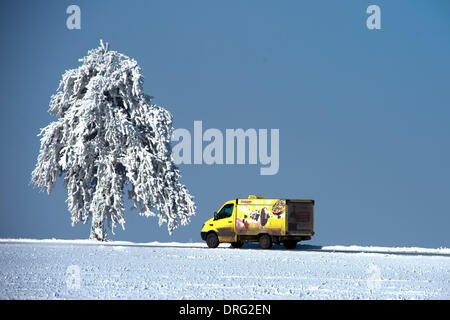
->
0, 239, 449, 299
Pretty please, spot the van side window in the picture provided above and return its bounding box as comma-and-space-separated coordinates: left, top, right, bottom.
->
218, 204, 234, 219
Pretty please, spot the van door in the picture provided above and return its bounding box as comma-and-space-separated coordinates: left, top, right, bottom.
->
286, 200, 314, 235
215, 202, 236, 243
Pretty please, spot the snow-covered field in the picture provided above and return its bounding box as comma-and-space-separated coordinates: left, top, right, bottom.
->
0, 239, 449, 299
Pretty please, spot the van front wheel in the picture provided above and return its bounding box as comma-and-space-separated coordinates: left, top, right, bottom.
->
259, 234, 272, 249
206, 233, 219, 248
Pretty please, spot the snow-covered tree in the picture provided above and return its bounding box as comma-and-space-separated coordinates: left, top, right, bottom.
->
32, 40, 196, 241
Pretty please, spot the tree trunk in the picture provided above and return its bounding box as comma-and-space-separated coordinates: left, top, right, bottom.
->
89, 209, 105, 241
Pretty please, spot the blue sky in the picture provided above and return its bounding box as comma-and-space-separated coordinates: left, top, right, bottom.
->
0, 0, 449, 247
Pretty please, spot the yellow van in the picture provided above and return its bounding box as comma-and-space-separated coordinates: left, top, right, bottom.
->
200, 196, 314, 249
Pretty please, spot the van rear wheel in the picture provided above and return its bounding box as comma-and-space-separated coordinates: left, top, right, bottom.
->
259, 234, 272, 249
231, 241, 244, 248
283, 240, 298, 249
206, 233, 219, 248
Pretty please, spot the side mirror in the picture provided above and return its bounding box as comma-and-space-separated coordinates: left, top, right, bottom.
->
213, 212, 218, 220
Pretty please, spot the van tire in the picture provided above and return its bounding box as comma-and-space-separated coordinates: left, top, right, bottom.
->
206, 233, 219, 248
283, 240, 298, 249
259, 234, 272, 249
231, 241, 244, 248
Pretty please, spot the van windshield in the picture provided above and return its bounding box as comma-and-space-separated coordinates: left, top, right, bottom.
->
217, 204, 234, 219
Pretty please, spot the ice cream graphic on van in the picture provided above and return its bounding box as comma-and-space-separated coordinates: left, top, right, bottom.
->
272, 199, 286, 219
260, 207, 269, 226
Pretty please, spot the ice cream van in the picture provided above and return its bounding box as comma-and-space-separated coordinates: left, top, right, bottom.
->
200, 196, 314, 249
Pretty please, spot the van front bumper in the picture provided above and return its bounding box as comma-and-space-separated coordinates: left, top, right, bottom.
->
201, 232, 207, 240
